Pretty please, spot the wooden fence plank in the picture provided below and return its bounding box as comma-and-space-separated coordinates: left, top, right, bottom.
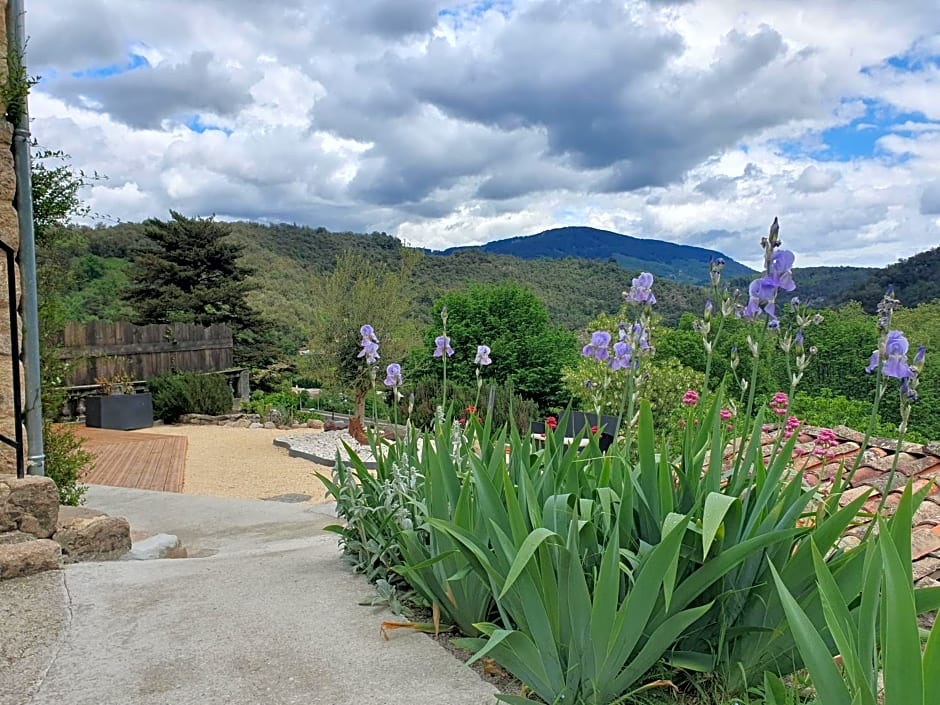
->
57, 321, 234, 386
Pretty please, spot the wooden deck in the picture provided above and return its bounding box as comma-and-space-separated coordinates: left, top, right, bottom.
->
61, 425, 188, 493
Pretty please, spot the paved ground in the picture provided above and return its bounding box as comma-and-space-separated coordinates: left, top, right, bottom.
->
1, 487, 498, 705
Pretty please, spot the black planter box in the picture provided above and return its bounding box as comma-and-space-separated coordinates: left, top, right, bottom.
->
85, 393, 154, 431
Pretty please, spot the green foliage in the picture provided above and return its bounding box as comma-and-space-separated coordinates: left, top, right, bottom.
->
241, 389, 320, 424
43, 422, 90, 505
563, 311, 704, 436
3, 45, 37, 125
424, 283, 577, 410
148, 372, 234, 423
124, 211, 280, 370
789, 389, 897, 436
148, 374, 191, 423
772, 483, 940, 705
306, 249, 421, 424
320, 387, 884, 704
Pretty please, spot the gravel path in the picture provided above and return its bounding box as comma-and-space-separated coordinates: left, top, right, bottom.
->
138, 425, 336, 503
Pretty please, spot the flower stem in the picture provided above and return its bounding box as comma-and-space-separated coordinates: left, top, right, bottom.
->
862, 401, 907, 541
842, 370, 885, 490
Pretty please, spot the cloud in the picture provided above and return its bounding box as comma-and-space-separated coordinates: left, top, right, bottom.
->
791, 165, 840, 193
23, 0, 940, 266
921, 181, 940, 215
44, 52, 256, 129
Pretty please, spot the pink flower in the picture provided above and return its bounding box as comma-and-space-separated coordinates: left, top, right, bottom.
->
682, 390, 699, 406
719, 409, 733, 421
545, 416, 558, 431
769, 392, 789, 416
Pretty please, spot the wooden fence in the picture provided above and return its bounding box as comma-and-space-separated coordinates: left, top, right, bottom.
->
57, 321, 234, 386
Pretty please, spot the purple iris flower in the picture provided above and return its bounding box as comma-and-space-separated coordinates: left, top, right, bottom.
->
433, 335, 454, 358
360, 324, 378, 344
582, 331, 611, 361
795, 329, 804, 346
358, 340, 380, 364
760, 249, 796, 292
625, 272, 656, 305
609, 341, 632, 371
474, 345, 492, 365
882, 330, 913, 379
915, 345, 926, 366
384, 363, 403, 387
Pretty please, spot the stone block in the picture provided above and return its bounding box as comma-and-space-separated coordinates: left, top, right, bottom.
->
0, 474, 59, 537
53, 515, 131, 563
128, 533, 184, 560
0, 539, 60, 579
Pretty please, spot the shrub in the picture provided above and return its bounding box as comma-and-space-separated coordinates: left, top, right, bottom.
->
149, 373, 191, 423
185, 373, 234, 415
43, 421, 90, 505
148, 372, 234, 423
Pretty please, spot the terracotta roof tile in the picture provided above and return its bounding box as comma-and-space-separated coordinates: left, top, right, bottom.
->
724, 421, 939, 611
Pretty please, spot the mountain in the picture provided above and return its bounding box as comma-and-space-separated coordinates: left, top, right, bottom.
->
439, 226, 754, 285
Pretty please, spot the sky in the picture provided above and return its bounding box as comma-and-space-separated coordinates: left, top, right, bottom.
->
25, 0, 940, 268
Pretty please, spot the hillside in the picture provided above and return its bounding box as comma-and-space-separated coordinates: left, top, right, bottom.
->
61, 222, 710, 347
828, 245, 940, 311
727, 265, 875, 308
440, 226, 754, 285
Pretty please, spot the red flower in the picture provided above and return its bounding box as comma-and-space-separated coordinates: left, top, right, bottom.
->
591, 425, 599, 434
545, 416, 558, 430
466, 405, 477, 414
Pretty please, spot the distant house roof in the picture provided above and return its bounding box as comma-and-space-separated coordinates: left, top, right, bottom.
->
739, 424, 940, 590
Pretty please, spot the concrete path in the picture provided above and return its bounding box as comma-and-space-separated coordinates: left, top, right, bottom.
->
2, 486, 498, 705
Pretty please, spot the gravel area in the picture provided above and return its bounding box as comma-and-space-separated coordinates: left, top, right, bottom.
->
138, 425, 337, 503
275, 429, 377, 466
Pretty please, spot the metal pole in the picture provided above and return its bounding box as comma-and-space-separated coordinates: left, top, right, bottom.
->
8, 0, 45, 476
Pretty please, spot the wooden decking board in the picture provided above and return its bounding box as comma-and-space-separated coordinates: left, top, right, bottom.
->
57, 425, 187, 493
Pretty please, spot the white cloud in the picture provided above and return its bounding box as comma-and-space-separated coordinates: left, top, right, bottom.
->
25, 0, 940, 266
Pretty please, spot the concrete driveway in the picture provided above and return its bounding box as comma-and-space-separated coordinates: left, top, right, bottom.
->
1, 486, 498, 705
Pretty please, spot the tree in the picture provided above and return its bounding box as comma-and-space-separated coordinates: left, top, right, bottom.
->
125, 211, 255, 326
423, 283, 578, 411
305, 249, 421, 441
123, 211, 274, 368
32, 148, 98, 503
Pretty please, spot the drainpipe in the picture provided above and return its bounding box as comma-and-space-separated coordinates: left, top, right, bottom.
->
8, 0, 45, 476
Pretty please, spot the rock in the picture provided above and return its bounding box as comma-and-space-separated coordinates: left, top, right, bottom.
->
249, 422, 263, 429
307, 419, 324, 429
57, 505, 106, 525
53, 515, 132, 563
324, 419, 348, 431
0, 475, 59, 538
235, 419, 251, 428
128, 533, 185, 560
263, 421, 276, 429
225, 421, 238, 427
0, 530, 35, 545
0, 539, 61, 579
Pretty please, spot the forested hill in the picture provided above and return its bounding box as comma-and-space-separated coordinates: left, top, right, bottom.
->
826, 245, 940, 311
59, 222, 708, 345
440, 226, 754, 285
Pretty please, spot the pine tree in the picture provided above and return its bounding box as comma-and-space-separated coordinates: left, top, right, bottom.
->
124, 211, 274, 368
125, 211, 255, 327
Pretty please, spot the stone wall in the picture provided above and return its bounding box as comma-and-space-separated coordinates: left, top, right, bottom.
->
0, 0, 24, 473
